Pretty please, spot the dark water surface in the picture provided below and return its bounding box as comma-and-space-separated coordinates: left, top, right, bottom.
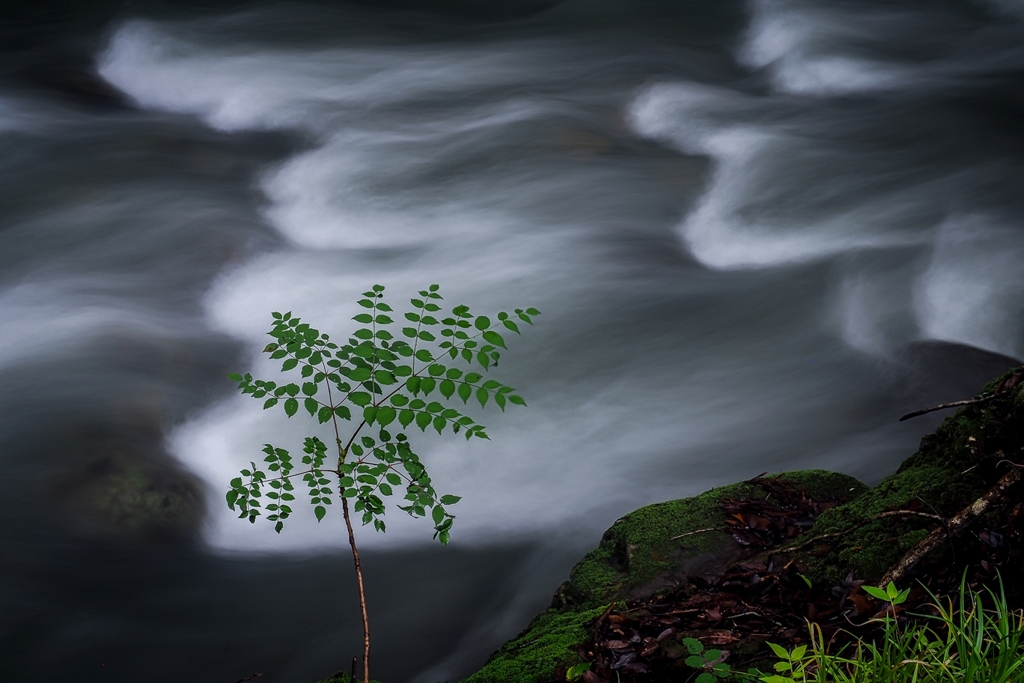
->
2, 0, 1023, 681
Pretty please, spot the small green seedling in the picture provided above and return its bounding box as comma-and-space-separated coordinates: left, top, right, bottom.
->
225, 284, 538, 683
756, 642, 811, 683
863, 581, 910, 606
565, 662, 591, 681
683, 637, 732, 683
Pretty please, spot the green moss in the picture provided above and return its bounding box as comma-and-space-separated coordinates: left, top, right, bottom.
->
564, 470, 866, 607
461, 606, 608, 683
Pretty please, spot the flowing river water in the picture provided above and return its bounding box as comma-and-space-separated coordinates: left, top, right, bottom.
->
2, 0, 1023, 681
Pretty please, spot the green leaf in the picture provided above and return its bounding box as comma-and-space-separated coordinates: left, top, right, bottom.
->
304, 398, 318, 416
363, 407, 378, 425
353, 313, 373, 323
334, 405, 352, 420
502, 320, 520, 333
302, 382, 318, 396
440, 494, 461, 505
374, 370, 397, 385
767, 642, 789, 659
263, 398, 278, 410
433, 415, 445, 434
457, 382, 472, 403
863, 585, 890, 601
415, 349, 433, 363
357, 299, 374, 308
790, 645, 806, 661
284, 398, 298, 417
406, 376, 422, 394
415, 411, 432, 431
386, 473, 401, 486
431, 505, 445, 524
349, 392, 372, 407
376, 406, 397, 427
683, 638, 703, 655
227, 373, 244, 382
685, 656, 705, 669
476, 387, 488, 408
282, 358, 298, 371
482, 330, 506, 348
349, 367, 372, 381
317, 406, 333, 424
375, 315, 392, 324
525, 307, 540, 315
705, 650, 722, 662
314, 505, 326, 521
399, 409, 415, 428
695, 674, 715, 683
474, 316, 490, 330
438, 380, 455, 399
508, 394, 526, 406
494, 393, 506, 411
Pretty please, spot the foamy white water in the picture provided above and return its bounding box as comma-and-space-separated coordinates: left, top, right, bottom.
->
86, 3, 1024, 555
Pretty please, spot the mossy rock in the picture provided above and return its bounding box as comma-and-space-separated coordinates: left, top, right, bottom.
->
559, 470, 867, 608
461, 605, 608, 683
797, 366, 1024, 586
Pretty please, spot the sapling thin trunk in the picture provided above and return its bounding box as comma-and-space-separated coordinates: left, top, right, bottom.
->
225, 284, 538, 682
340, 495, 370, 683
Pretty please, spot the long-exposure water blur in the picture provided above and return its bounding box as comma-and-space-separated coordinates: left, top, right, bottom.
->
2, 0, 1023, 681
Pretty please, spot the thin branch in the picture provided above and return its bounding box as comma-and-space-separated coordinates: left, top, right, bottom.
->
234, 674, 262, 683
899, 389, 1012, 422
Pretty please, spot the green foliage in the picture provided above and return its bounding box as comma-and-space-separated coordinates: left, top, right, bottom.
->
861, 581, 910, 606
225, 284, 537, 545
750, 578, 1024, 683
683, 637, 732, 683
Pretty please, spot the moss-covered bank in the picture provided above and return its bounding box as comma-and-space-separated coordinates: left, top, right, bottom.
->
461, 366, 1024, 683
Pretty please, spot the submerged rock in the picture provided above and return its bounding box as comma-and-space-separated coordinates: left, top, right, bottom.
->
51, 424, 204, 543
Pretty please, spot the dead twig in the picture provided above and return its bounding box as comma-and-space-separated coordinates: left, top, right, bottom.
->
880, 466, 1023, 586
234, 675, 262, 683
899, 389, 1012, 422
671, 527, 721, 541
